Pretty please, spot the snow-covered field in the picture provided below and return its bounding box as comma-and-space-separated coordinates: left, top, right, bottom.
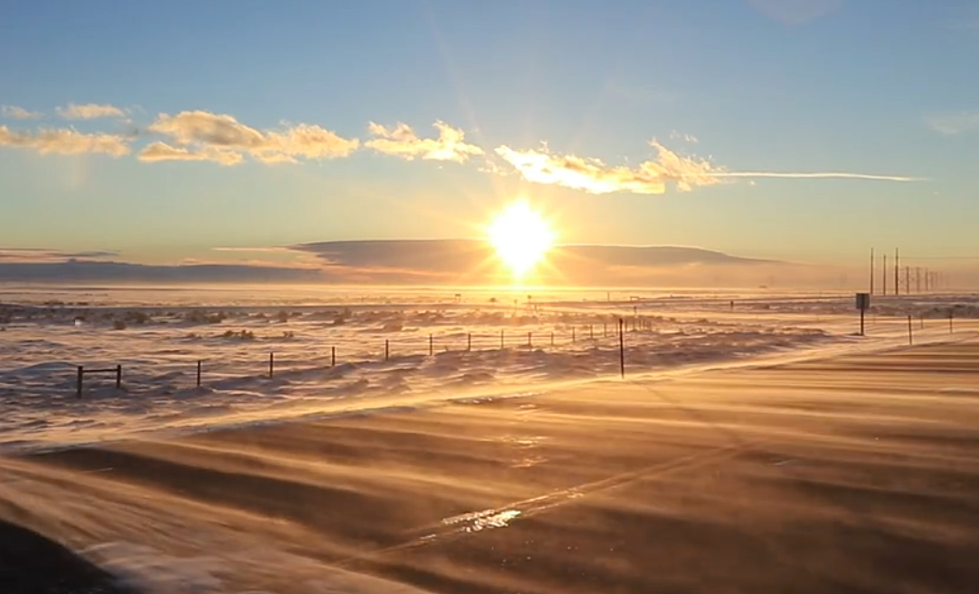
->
1, 285, 976, 451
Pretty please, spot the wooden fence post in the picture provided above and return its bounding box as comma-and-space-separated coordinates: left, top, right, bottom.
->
331, 346, 336, 367
429, 334, 434, 356
618, 318, 625, 378
385, 339, 390, 361
269, 352, 274, 378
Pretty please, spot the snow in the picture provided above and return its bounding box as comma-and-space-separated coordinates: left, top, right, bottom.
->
1, 285, 975, 453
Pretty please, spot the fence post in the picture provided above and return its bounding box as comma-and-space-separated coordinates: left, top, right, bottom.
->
528, 331, 532, 348
269, 352, 274, 378
500, 329, 504, 350
385, 339, 390, 361
196, 360, 202, 387
907, 315, 913, 346
467, 333, 472, 352
76, 365, 84, 399
618, 318, 625, 379
115, 365, 122, 390
331, 346, 336, 367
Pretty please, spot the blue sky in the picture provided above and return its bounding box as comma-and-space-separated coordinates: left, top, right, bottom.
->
1, 0, 977, 267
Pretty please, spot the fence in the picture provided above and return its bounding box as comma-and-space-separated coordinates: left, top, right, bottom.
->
70, 319, 638, 398
62, 305, 964, 398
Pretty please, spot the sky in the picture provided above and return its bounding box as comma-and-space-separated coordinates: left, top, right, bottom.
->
1, 0, 978, 273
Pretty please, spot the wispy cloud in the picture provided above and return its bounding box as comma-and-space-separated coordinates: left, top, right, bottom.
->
494, 141, 722, 194
0, 125, 131, 157
926, 111, 979, 135
0, 248, 117, 262
56, 103, 127, 120
366, 120, 483, 162
1, 105, 43, 120
147, 110, 359, 165
714, 171, 920, 182
495, 140, 919, 195
669, 131, 699, 143
137, 141, 243, 166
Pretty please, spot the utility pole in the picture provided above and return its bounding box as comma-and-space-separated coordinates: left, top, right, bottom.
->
882, 254, 888, 295
870, 248, 875, 295
895, 249, 900, 297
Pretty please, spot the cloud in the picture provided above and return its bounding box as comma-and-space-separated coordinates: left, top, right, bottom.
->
56, 103, 127, 120
0, 126, 131, 157
495, 141, 722, 195
713, 171, 920, 182
1, 105, 42, 120
137, 141, 243, 166
0, 248, 117, 262
926, 111, 979, 135
147, 110, 359, 165
495, 140, 920, 195
366, 120, 483, 162
669, 131, 699, 143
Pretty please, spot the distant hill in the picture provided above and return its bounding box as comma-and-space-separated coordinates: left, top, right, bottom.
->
0, 240, 791, 286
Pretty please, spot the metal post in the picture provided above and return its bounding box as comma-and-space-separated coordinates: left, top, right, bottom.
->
429, 334, 434, 356
860, 308, 865, 336
618, 318, 625, 379
385, 339, 390, 361
76, 365, 83, 399
269, 352, 274, 378
331, 346, 336, 367
115, 364, 122, 390
196, 360, 202, 387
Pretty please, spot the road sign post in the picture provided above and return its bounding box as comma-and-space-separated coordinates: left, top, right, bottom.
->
855, 292, 870, 336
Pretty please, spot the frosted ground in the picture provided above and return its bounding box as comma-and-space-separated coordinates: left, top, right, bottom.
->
2, 284, 975, 452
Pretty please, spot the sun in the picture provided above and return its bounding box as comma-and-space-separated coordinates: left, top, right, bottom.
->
486, 200, 555, 279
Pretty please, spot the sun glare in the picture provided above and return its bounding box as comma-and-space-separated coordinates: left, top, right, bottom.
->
487, 200, 555, 279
